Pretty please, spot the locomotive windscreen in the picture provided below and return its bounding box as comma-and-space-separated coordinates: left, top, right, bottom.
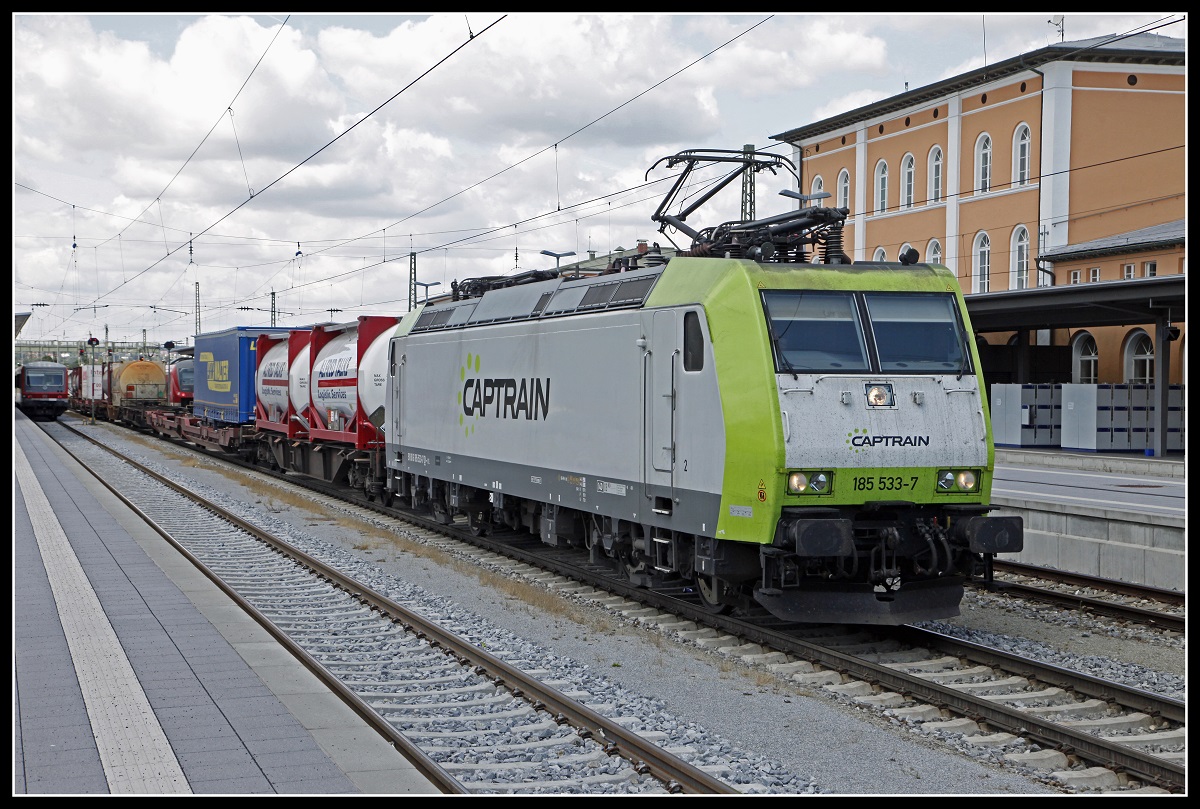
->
763, 290, 870, 373
763, 290, 969, 375
864, 292, 971, 373
24, 368, 66, 390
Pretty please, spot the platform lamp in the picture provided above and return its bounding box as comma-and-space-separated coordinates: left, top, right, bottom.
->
87, 336, 100, 424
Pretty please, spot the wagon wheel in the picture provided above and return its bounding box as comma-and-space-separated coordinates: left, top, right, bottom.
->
695, 574, 731, 613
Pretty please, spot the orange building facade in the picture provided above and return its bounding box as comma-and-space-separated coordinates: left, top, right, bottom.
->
772, 33, 1185, 387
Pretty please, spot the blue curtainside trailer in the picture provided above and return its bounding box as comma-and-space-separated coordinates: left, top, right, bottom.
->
193, 326, 291, 424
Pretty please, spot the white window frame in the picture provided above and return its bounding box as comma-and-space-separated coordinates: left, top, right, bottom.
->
810, 175, 825, 207
837, 169, 850, 211
973, 232, 991, 293
1123, 263, 1136, 279
927, 239, 942, 265
1010, 226, 1030, 290
1089, 267, 1101, 283
1124, 330, 1154, 383
975, 133, 992, 194
1070, 270, 1081, 284
1013, 124, 1031, 186
1072, 332, 1098, 384
1143, 261, 1157, 277
928, 146, 943, 203
901, 153, 915, 209
874, 160, 888, 214
873, 247, 887, 262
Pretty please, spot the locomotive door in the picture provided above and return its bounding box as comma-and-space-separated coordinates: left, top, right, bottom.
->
647, 311, 677, 492
389, 343, 404, 444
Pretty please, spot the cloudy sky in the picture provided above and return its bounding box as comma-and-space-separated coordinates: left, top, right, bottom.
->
12, 12, 1186, 347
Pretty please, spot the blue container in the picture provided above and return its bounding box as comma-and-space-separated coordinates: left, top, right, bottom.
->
193, 326, 290, 424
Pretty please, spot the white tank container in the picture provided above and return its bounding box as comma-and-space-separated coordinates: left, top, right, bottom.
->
289, 341, 311, 420
308, 324, 392, 435
311, 330, 358, 430
358, 328, 391, 430
255, 341, 290, 423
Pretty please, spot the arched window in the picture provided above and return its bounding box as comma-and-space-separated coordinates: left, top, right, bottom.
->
1010, 226, 1030, 289
873, 247, 887, 262
928, 146, 943, 203
973, 232, 991, 293
899, 243, 913, 263
1013, 124, 1032, 186
810, 175, 824, 207
1124, 331, 1154, 383
975, 134, 992, 193
1072, 332, 1098, 384
927, 239, 942, 265
874, 160, 888, 214
837, 169, 850, 211
901, 154, 915, 209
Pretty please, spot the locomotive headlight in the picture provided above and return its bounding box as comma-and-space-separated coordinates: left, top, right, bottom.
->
808, 472, 830, 493
788, 471, 832, 494
937, 469, 980, 492
865, 383, 894, 407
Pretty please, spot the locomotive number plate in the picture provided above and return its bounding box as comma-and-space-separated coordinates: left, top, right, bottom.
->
851, 475, 919, 492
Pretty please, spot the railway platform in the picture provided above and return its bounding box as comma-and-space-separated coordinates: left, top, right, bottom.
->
13, 410, 438, 795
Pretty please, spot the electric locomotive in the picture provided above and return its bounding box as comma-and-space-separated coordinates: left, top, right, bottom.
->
383, 149, 1022, 625
15, 361, 70, 421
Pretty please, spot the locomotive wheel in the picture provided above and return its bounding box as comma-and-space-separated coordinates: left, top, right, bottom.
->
431, 501, 453, 525
467, 510, 490, 537
695, 575, 731, 613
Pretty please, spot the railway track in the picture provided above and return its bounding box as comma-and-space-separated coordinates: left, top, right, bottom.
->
973, 561, 1185, 634
47, 421, 741, 795
57, 416, 1185, 793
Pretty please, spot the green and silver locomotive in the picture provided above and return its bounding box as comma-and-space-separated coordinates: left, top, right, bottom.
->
385, 149, 1021, 624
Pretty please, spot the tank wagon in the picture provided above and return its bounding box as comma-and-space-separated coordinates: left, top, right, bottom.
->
382, 149, 1022, 624
254, 316, 397, 493
15, 361, 70, 420
103, 358, 168, 427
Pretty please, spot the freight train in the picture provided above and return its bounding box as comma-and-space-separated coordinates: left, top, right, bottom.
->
15, 361, 70, 420
81, 148, 1023, 624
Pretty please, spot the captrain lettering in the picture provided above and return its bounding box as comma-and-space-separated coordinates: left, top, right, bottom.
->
850, 435, 931, 447
462, 377, 550, 420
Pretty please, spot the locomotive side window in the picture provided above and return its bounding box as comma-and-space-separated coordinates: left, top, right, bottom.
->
762, 291, 870, 373
864, 292, 970, 372
683, 311, 704, 371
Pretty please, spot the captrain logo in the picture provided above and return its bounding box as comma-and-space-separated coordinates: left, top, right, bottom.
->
846, 428, 931, 453
458, 353, 550, 437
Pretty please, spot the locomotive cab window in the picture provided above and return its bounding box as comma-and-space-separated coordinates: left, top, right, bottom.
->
762, 291, 870, 373
864, 292, 970, 372
683, 311, 704, 371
